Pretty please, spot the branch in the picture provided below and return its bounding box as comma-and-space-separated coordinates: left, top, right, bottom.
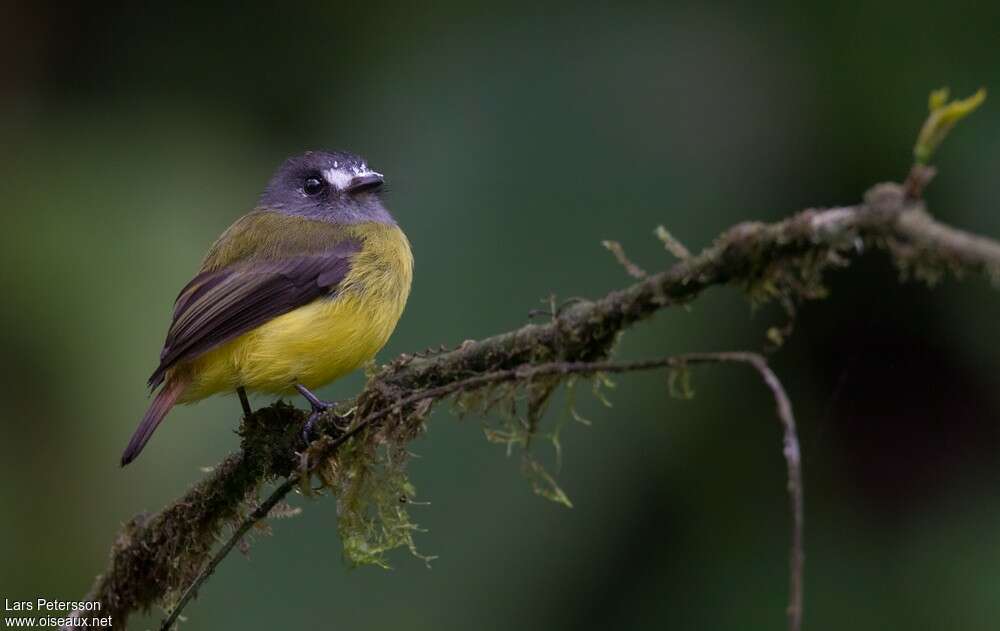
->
68, 97, 999, 630
372, 177, 1000, 407
160, 353, 803, 631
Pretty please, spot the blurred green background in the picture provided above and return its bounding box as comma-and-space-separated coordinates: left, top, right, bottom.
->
3, 1, 1000, 629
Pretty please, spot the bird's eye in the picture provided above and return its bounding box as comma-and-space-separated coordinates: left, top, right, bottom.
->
303, 176, 325, 196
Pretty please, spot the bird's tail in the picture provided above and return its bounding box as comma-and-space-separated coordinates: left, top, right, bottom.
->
121, 378, 186, 466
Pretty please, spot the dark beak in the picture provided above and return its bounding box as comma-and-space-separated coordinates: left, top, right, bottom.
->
345, 172, 384, 193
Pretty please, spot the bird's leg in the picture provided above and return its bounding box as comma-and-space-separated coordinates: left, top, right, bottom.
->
237, 387, 253, 418
295, 384, 335, 444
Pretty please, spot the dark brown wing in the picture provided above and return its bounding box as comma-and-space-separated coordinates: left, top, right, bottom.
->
148, 239, 361, 389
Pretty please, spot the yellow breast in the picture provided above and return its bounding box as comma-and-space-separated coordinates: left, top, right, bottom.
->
179, 223, 413, 402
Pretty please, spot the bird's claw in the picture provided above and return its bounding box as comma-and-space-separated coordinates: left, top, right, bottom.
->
296, 384, 336, 445
302, 403, 333, 444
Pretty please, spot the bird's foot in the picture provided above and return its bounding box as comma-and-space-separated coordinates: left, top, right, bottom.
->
296, 384, 336, 444
302, 407, 333, 444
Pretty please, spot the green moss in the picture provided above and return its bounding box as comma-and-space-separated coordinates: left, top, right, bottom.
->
306, 427, 431, 568
452, 367, 621, 512
523, 457, 573, 508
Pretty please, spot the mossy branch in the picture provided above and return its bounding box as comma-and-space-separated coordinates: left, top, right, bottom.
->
64, 90, 999, 631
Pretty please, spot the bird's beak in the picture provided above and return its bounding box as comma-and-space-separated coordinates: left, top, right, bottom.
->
345, 172, 384, 193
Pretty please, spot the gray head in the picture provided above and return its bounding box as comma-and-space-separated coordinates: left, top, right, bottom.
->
259, 150, 393, 224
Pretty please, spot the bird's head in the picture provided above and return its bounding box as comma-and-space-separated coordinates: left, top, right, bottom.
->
259, 150, 392, 224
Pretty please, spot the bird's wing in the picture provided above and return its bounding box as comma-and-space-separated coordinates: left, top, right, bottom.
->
147, 238, 361, 389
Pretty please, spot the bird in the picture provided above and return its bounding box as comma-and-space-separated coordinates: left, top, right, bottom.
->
120, 150, 413, 466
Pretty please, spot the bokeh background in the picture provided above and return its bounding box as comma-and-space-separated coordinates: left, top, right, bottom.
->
3, 1, 1000, 629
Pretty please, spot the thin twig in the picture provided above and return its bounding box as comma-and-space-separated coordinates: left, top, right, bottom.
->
676, 352, 804, 631
655, 225, 691, 259
602, 240, 648, 278
160, 410, 379, 630
159, 477, 297, 630
161, 353, 804, 631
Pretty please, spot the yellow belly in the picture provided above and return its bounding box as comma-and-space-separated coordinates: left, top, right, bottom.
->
180, 293, 397, 402
176, 222, 413, 404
